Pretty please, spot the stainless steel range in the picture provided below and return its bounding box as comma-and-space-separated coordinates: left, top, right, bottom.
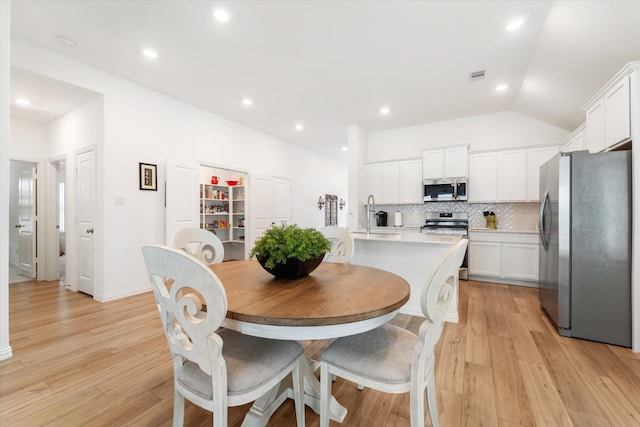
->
421, 212, 469, 280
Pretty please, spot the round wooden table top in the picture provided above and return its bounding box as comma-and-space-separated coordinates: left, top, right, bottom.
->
209, 260, 410, 328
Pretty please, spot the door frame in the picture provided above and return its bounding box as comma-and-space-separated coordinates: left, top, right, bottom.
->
8, 156, 45, 281
45, 155, 67, 282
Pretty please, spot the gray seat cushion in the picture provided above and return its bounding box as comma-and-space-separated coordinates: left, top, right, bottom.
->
177, 328, 303, 399
321, 323, 417, 385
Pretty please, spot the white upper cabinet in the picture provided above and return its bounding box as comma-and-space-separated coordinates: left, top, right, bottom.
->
380, 162, 400, 204
497, 150, 527, 202
445, 146, 469, 178
586, 98, 606, 153
561, 123, 585, 153
366, 159, 422, 204
468, 152, 496, 202
422, 149, 444, 179
583, 63, 638, 152
469, 145, 560, 203
398, 159, 423, 204
604, 76, 631, 146
526, 146, 559, 201
422, 146, 468, 180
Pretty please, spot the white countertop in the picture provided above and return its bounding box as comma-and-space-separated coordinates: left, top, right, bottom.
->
351, 230, 461, 245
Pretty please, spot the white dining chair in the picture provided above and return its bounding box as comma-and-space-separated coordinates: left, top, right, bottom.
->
319, 239, 468, 427
173, 227, 225, 264
319, 226, 354, 264
141, 245, 306, 427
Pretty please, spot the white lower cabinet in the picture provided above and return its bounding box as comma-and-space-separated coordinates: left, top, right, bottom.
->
502, 243, 538, 281
468, 241, 501, 276
469, 230, 539, 285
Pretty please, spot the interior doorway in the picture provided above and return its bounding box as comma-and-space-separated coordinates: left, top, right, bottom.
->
8, 160, 37, 284
54, 159, 66, 285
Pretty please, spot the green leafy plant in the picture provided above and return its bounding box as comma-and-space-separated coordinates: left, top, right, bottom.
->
250, 223, 331, 269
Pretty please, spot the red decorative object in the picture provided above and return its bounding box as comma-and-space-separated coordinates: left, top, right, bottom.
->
211, 176, 219, 184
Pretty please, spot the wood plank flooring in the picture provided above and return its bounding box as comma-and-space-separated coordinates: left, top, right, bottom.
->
1, 279, 639, 426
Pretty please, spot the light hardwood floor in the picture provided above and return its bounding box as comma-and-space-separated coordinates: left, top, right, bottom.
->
1, 279, 639, 426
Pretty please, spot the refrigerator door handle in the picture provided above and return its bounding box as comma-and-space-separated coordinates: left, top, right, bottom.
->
539, 190, 549, 251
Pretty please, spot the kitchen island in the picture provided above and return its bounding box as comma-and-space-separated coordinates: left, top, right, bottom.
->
350, 231, 463, 322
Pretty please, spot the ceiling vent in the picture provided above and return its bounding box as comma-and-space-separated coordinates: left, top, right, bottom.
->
469, 70, 486, 81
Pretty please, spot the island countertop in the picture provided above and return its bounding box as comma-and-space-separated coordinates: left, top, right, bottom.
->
351, 230, 461, 245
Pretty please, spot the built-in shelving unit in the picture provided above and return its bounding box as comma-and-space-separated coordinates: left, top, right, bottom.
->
200, 183, 245, 244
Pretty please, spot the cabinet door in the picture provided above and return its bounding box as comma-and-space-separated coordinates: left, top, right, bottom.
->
444, 146, 468, 178
468, 152, 496, 202
469, 241, 501, 276
365, 164, 382, 201
399, 159, 423, 203
502, 243, 539, 281
422, 150, 444, 180
605, 76, 631, 146
572, 130, 585, 151
586, 99, 606, 153
497, 150, 527, 202
380, 162, 400, 204
526, 146, 559, 201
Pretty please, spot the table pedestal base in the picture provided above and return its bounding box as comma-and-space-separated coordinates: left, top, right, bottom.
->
240, 357, 347, 426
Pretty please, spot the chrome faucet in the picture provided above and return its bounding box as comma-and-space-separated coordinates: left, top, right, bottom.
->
366, 194, 376, 235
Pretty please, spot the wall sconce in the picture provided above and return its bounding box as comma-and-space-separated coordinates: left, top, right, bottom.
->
318, 196, 325, 210
339, 198, 346, 210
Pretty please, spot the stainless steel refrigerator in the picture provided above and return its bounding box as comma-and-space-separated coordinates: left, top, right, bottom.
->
538, 150, 631, 347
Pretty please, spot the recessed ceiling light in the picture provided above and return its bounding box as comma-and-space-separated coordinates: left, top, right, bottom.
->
341, 146, 348, 152
213, 9, 230, 22
295, 123, 304, 131
380, 107, 390, 115
142, 48, 158, 59
495, 84, 509, 92
505, 18, 524, 31
14, 98, 31, 106
242, 98, 253, 106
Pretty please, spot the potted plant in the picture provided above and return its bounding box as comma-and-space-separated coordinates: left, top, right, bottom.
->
250, 223, 331, 279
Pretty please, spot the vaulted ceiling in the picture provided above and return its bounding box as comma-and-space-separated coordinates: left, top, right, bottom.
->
9, 0, 640, 159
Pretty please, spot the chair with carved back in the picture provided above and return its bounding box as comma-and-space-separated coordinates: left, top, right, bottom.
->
319, 226, 354, 264
141, 245, 306, 427
173, 227, 225, 264
319, 239, 468, 427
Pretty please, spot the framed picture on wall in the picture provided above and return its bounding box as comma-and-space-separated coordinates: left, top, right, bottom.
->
139, 162, 157, 191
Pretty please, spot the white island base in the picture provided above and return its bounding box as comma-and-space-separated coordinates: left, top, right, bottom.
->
351, 232, 463, 322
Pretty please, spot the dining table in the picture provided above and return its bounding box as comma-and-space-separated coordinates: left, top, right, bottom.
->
209, 259, 410, 426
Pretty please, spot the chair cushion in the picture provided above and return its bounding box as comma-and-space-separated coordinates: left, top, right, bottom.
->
177, 329, 303, 400
321, 324, 417, 385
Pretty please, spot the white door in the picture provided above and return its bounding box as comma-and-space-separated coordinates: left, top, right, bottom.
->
250, 176, 292, 252
272, 177, 291, 226
76, 149, 96, 295
165, 160, 199, 245
250, 175, 273, 251
17, 163, 37, 278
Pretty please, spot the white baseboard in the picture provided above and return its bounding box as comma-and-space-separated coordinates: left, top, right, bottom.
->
93, 285, 151, 302
0, 345, 13, 361
468, 275, 539, 288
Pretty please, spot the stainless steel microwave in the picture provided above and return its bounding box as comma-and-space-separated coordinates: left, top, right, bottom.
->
423, 177, 467, 202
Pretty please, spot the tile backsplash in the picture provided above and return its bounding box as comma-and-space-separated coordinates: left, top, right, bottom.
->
374, 202, 540, 230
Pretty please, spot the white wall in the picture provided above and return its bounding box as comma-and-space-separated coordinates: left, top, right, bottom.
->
366, 110, 570, 162
11, 38, 347, 302
8, 117, 47, 157
0, 0, 11, 361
